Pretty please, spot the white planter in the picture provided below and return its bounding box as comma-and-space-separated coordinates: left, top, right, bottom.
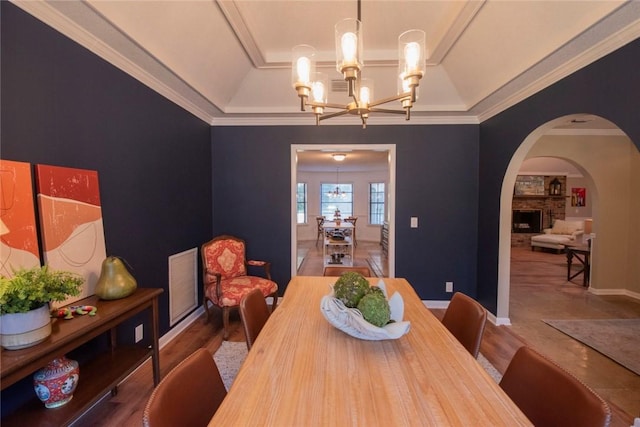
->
0, 304, 52, 350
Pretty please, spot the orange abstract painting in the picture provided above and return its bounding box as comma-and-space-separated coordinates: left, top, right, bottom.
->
0, 160, 41, 276
36, 164, 107, 304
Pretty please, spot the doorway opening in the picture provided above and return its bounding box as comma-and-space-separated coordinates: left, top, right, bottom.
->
290, 144, 396, 278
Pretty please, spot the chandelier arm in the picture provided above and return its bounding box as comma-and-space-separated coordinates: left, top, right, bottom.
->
307, 101, 347, 110
318, 110, 350, 121
368, 92, 412, 108
369, 108, 409, 114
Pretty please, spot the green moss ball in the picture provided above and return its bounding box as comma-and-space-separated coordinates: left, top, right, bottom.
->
333, 272, 370, 308
357, 293, 391, 327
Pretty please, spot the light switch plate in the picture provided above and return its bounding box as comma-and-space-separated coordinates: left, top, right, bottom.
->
410, 217, 418, 228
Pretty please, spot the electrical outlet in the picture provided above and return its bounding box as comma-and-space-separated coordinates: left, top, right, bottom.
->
445, 281, 453, 293
135, 324, 143, 343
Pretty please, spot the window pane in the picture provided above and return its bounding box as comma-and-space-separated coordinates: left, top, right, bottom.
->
297, 183, 307, 224
369, 182, 385, 225
321, 183, 353, 218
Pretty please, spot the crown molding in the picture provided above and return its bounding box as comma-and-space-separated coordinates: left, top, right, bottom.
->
210, 114, 480, 127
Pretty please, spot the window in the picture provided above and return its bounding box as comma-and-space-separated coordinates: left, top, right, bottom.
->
369, 182, 385, 225
296, 183, 307, 224
320, 183, 353, 218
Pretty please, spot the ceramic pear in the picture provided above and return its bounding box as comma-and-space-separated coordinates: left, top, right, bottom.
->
95, 256, 137, 300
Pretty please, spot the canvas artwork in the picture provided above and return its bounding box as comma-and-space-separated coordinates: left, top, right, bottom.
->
35, 164, 107, 305
0, 160, 41, 276
571, 187, 586, 207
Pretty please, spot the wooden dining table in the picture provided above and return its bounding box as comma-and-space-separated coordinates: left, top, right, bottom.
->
209, 276, 532, 426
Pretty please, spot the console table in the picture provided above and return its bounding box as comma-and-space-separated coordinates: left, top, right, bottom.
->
1, 288, 163, 426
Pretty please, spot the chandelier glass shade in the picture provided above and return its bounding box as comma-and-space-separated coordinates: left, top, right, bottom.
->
291, 2, 426, 128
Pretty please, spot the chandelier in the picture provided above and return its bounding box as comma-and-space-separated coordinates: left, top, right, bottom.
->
291, 0, 426, 128
327, 168, 347, 198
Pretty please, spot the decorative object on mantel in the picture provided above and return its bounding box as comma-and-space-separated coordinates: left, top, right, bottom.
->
33, 355, 79, 408
291, 0, 426, 127
514, 175, 545, 196
549, 177, 562, 195
0, 266, 83, 350
321, 278, 410, 340
94, 256, 137, 300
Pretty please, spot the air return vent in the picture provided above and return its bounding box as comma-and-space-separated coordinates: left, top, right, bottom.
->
168, 248, 198, 326
331, 79, 348, 93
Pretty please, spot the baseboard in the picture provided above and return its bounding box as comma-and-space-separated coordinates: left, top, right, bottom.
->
423, 300, 449, 309
159, 306, 205, 349
589, 287, 640, 300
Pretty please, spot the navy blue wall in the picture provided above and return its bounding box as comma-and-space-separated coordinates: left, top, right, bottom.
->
1, 2, 212, 336
477, 39, 640, 312
211, 125, 480, 299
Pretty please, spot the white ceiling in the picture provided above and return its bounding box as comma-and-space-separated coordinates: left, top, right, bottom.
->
13, 0, 640, 127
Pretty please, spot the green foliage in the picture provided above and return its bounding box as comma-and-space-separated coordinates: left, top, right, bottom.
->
0, 266, 84, 315
333, 272, 370, 308
357, 292, 391, 327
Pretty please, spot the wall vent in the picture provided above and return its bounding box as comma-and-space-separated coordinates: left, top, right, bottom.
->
168, 248, 198, 326
331, 79, 348, 93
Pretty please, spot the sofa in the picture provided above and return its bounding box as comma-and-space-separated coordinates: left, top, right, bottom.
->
530, 219, 585, 252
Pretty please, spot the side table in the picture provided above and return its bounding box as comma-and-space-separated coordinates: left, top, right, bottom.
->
566, 244, 591, 287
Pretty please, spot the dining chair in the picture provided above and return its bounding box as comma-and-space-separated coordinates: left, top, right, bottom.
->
239, 288, 271, 351
441, 292, 487, 358
201, 235, 278, 340
142, 348, 227, 427
499, 346, 611, 427
323, 266, 371, 277
315, 216, 325, 248
344, 216, 358, 246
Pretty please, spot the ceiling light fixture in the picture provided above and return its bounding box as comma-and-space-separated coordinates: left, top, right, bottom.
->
327, 168, 347, 198
291, 0, 426, 129
332, 153, 347, 161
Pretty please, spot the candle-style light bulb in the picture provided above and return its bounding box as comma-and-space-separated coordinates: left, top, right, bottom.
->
360, 86, 371, 104
404, 42, 420, 71
296, 56, 311, 83
341, 32, 358, 63
312, 81, 325, 103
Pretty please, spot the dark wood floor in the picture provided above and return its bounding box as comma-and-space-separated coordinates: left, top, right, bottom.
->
76, 242, 638, 426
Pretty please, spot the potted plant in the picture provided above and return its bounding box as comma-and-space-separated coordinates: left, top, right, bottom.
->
0, 266, 84, 350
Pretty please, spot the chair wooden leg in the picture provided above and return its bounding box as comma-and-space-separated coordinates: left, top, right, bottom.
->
270, 293, 278, 312
222, 307, 230, 340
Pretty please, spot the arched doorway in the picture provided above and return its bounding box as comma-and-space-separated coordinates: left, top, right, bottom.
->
496, 114, 639, 323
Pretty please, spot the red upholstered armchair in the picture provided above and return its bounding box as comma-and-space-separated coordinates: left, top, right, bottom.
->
201, 235, 278, 340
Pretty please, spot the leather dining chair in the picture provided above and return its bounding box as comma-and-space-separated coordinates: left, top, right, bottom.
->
143, 348, 227, 427
323, 266, 371, 277
201, 235, 278, 340
441, 292, 487, 358
239, 288, 271, 351
500, 346, 611, 427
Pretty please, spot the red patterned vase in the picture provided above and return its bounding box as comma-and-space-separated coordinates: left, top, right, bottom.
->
33, 356, 80, 408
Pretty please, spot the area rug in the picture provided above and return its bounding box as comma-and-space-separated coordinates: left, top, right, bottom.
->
213, 341, 248, 390
478, 353, 502, 383
543, 318, 640, 375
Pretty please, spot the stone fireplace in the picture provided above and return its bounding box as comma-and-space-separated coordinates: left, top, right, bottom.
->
511, 175, 567, 247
